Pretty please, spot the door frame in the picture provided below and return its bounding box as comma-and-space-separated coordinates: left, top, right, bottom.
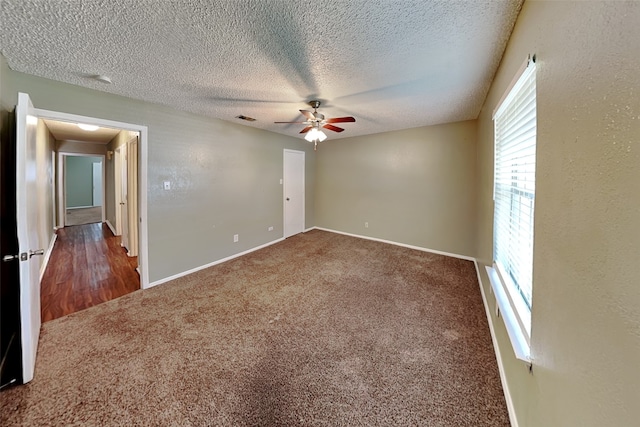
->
283, 149, 305, 238
37, 108, 150, 289
58, 152, 106, 227
115, 143, 129, 252
92, 161, 102, 207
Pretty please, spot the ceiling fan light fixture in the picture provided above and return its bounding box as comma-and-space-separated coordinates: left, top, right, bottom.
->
304, 128, 326, 142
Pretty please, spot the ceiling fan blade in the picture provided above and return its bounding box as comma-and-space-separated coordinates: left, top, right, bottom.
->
274, 121, 307, 124
323, 124, 345, 133
325, 116, 356, 123
300, 126, 312, 134
299, 110, 316, 120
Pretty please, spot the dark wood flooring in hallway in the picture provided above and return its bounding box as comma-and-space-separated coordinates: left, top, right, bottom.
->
41, 222, 140, 322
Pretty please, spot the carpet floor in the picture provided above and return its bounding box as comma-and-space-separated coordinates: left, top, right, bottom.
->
0, 230, 509, 426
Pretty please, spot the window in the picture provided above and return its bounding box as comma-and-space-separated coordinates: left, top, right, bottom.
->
486, 56, 536, 362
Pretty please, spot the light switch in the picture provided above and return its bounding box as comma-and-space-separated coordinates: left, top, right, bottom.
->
163, 181, 171, 190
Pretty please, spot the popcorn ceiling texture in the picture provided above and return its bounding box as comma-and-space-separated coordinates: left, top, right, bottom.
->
0, 0, 522, 139
0, 230, 509, 426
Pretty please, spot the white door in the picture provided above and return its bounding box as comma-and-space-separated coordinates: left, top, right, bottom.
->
119, 146, 129, 252
283, 149, 305, 238
114, 149, 122, 235
126, 137, 139, 257
92, 161, 102, 207
16, 93, 44, 383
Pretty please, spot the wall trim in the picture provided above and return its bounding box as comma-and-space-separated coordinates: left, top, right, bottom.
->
65, 205, 95, 210
474, 260, 519, 427
105, 220, 117, 236
39, 233, 57, 283
148, 237, 286, 288
310, 226, 475, 261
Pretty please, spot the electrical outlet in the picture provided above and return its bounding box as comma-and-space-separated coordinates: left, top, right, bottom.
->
233, 234, 239, 243
268, 226, 274, 231
163, 181, 171, 190
365, 222, 369, 228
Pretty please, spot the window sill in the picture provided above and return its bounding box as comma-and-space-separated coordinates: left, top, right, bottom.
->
485, 266, 531, 363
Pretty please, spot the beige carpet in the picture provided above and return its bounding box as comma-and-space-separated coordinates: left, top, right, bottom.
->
0, 230, 509, 426
65, 206, 102, 226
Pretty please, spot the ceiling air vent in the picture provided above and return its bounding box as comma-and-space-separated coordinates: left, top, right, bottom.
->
236, 115, 256, 122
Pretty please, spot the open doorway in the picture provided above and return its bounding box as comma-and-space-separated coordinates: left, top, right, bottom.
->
113, 136, 139, 257
63, 154, 104, 226
37, 112, 148, 322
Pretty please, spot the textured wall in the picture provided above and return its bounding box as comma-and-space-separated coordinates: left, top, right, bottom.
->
1, 66, 316, 284
475, 1, 640, 426
315, 121, 477, 257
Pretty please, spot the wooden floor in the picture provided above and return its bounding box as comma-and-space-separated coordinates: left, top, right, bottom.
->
41, 222, 140, 322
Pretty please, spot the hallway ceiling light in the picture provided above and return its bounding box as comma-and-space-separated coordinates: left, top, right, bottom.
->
77, 123, 100, 131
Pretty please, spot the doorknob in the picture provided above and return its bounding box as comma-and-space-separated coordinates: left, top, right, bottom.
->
286, 198, 290, 201
120, 202, 125, 205
28, 249, 44, 258
2, 254, 18, 262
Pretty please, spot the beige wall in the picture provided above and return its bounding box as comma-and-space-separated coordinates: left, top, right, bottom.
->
315, 121, 477, 257
1, 65, 316, 283
475, 1, 640, 426
56, 140, 107, 155
35, 120, 55, 251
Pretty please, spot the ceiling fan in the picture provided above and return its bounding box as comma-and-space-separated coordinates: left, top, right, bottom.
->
275, 100, 356, 150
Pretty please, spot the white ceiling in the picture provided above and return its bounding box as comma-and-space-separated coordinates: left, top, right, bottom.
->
42, 119, 121, 144
1, 0, 523, 140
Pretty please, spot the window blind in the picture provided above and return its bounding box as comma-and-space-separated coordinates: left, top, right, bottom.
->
493, 60, 536, 311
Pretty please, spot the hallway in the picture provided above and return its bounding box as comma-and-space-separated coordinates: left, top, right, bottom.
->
41, 223, 140, 322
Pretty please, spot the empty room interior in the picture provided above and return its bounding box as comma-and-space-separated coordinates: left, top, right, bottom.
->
1, 1, 639, 426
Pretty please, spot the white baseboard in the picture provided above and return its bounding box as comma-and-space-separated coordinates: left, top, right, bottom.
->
105, 220, 117, 235
310, 226, 475, 261
148, 237, 286, 288
39, 233, 58, 283
474, 260, 519, 427
66, 205, 95, 210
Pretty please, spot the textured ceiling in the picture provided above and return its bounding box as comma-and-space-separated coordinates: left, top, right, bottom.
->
42, 119, 121, 144
1, 0, 523, 140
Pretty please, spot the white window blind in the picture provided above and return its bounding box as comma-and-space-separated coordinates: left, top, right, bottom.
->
493, 60, 536, 319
